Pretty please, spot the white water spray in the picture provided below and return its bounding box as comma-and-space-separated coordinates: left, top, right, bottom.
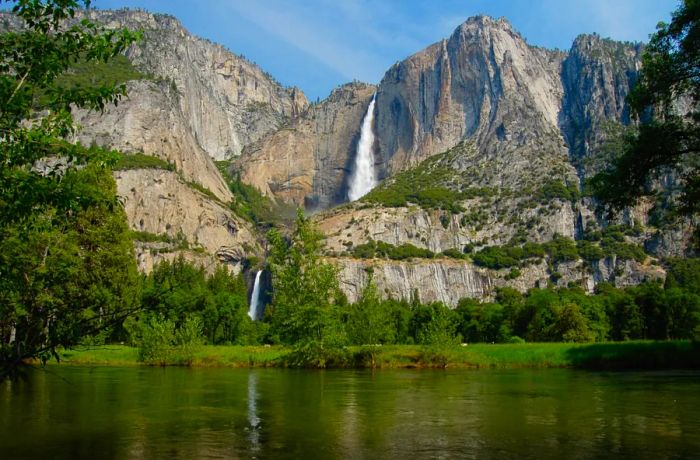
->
248, 270, 263, 321
348, 94, 377, 201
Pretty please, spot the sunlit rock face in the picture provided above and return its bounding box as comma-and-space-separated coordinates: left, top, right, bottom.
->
10, 7, 679, 290
234, 82, 376, 209
80, 9, 308, 161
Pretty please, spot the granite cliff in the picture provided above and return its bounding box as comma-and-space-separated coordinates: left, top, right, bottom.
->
21, 9, 687, 302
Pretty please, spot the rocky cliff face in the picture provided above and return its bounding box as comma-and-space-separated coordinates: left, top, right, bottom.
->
301, 17, 670, 302
236, 17, 642, 208
115, 168, 261, 274
560, 35, 643, 175
84, 8, 308, 161
74, 80, 232, 203
19, 9, 679, 300
375, 17, 571, 184
234, 83, 376, 208
67, 9, 307, 274
335, 256, 663, 307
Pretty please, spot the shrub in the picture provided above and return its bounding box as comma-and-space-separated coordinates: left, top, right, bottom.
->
137, 316, 176, 366
113, 152, 175, 171
543, 235, 579, 263
506, 268, 521, 280
174, 317, 204, 365
441, 248, 465, 259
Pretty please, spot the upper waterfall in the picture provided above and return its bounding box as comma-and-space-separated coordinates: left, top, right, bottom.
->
348, 94, 377, 201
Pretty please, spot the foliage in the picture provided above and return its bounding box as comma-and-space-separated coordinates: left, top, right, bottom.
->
134, 315, 175, 366
0, 0, 140, 377
410, 302, 461, 346
591, 0, 700, 218
266, 209, 346, 349
360, 143, 495, 212
471, 232, 646, 269
345, 275, 396, 345
536, 180, 580, 203
129, 230, 172, 243
132, 314, 203, 366
441, 247, 466, 259
140, 258, 258, 345
542, 234, 580, 263
114, 152, 175, 171
0, 165, 140, 373
665, 257, 700, 294
185, 179, 221, 203
452, 279, 700, 344
52, 53, 145, 89
350, 239, 435, 260
216, 161, 283, 227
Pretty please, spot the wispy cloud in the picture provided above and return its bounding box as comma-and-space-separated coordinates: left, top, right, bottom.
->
223, 0, 387, 82
93, 0, 678, 99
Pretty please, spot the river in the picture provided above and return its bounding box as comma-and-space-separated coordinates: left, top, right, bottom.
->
1, 367, 699, 459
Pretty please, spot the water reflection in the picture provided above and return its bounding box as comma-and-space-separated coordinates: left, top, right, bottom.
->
0, 368, 699, 459
247, 372, 261, 452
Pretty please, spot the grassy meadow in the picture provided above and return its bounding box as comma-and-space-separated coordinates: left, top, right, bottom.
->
51, 341, 700, 370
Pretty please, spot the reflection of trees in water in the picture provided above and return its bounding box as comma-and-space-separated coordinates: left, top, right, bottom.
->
0, 368, 696, 458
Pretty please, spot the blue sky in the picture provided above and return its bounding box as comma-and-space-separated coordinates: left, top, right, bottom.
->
91, 0, 679, 101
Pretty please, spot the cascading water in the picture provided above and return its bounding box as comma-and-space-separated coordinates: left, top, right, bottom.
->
348, 94, 377, 201
248, 270, 263, 320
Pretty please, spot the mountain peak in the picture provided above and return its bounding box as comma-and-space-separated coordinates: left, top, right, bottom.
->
450, 14, 525, 46
455, 15, 517, 35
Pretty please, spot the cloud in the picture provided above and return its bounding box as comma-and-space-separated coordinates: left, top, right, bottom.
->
223, 0, 387, 82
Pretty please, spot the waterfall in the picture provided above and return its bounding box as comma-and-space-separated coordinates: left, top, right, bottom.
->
248, 270, 263, 321
348, 94, 377, 201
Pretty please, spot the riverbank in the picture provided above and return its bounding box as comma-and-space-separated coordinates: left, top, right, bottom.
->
52, 341, 700, 370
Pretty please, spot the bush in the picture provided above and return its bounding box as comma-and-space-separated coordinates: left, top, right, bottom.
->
543, 235, 579, 263
441, 248, 465, 259
283, 342, 350, 368
472, 246, 522, 269
137, 316, 176, 366
351, 240, 435, 260
114, 152, 175, 171
174, 317, 204, 365
537, 180, 580, 203
506, 268, 521, 280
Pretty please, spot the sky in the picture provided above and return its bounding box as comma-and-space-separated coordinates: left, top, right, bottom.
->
90, 0, 679, 101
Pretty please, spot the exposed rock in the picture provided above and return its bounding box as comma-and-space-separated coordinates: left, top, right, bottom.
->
376, 16, 571, 185
317, 200, 576, 254
235, 17, 645, 210
560, 34, 643, 176
115, 168, 261, 273
334, 255, 664, 307
74, 80, 232, 203
83, 8, 309, 160
335, 257, 495, 306
235, 83, 376, 208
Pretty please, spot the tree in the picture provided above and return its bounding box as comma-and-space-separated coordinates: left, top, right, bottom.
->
346, 274, 395, 345
0, 1, 140, 378
592, 1, 700, 218
266, 209, 345, 348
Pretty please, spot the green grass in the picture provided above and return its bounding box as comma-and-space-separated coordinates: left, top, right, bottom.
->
51, 341, 700, 370
57, 345, 140, 366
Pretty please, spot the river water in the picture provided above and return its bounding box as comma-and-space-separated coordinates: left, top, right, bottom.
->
1, 367, 699, 459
